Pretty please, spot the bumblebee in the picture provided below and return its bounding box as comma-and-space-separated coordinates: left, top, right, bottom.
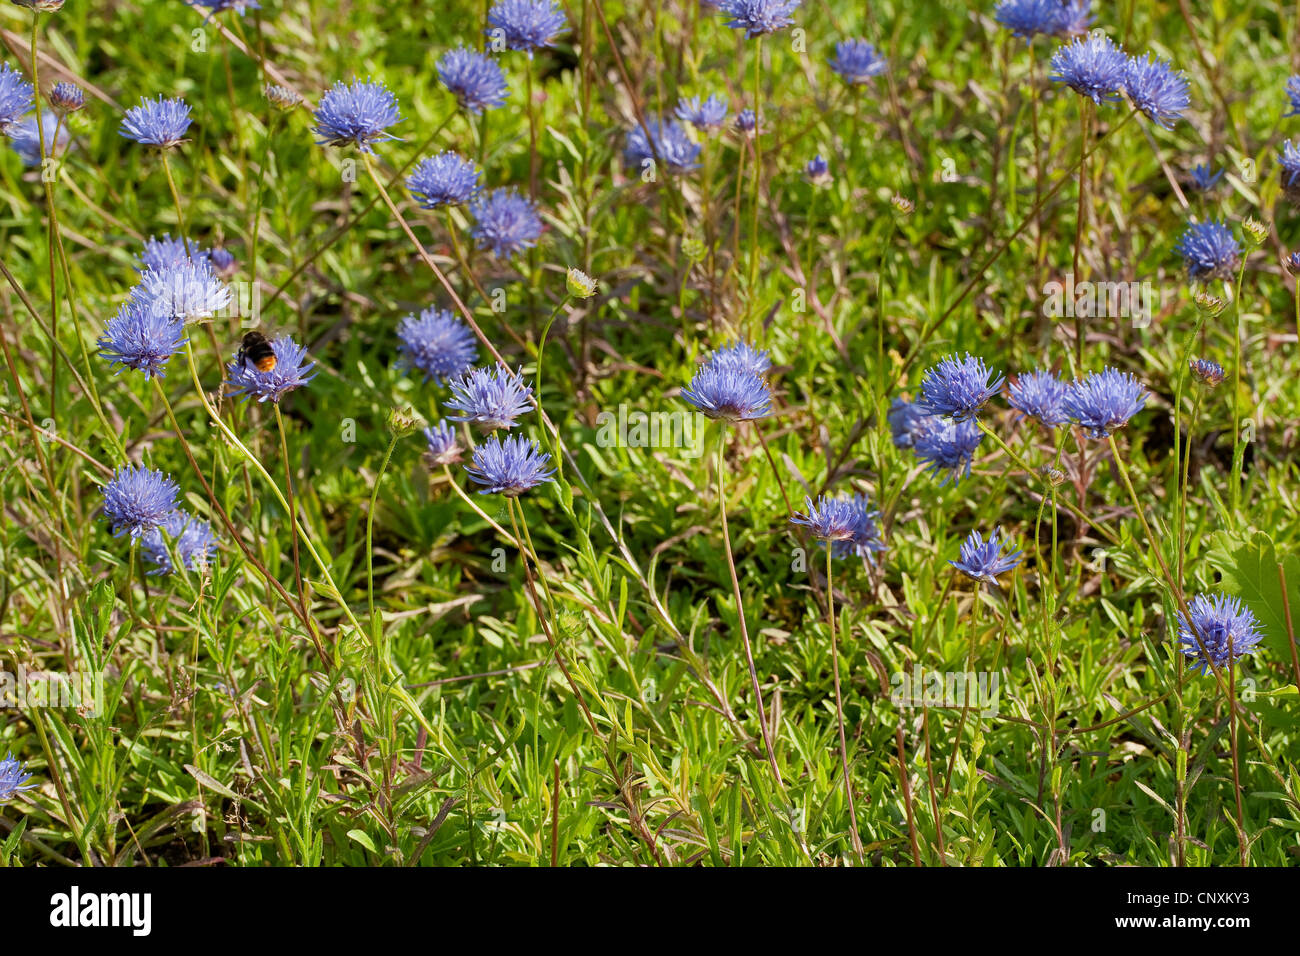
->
236, 331, 277, 373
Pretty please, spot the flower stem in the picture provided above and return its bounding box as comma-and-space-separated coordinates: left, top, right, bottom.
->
826, 545, 864, 863
367, 433, 400, 651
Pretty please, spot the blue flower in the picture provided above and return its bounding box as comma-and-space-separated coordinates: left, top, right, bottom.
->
132, 258, 231, 322
1007, 369, 1068, 427
708, 340, 771, 376
918, 352, 1005, 421
1052, 0, 1094, 36
465, 433, 556, 496
98, 297, 187, 379
995, 0, 1092, 39
101, 464, 180, 538
887, 397, 941, 449
0, 62, 34, 134
718, 0, 801, 38
1177, 592, 1264, 675
733, 109, 758, 136
1049, 33, 1127, 105
119, 95, 192, 148
397, 307, 479, 383
209, 247, 237, 277
674, 94, 729, 132
1188, 163, 1222, 192
623, 117, 702, 174
827, 39, 887, 84
226, 334, 316, 403
1189, 357, 1225, 388
831, 494, 887, 561
804, 153, 831, 185
1286, 75, 1300, 118
681, 362, 772, 421
1174, 220, 1240, 280
1123, 53, 1189, 128
192, 0, 260, 15
790, 494, 860, 540
468, 188, 544, 259
407, 151, 482, 208
437, 48, 509, 113
914, 419, 982, 484
7, 110, 67, 166
1062, 367, 1148, 438
423, 420, 462, 466
486, 0, 568, 54
0, 753, 36, 803
140, 510, 217, 575
950, 527, 1024, 584
311, 78, 401, 153
1280, 140, 1300, 195
138, 234, 206, 273
445, 364, 535, 430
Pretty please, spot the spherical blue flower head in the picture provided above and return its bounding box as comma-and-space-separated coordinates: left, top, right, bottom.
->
1289, 251, 1300, 274
1173, 220, 1240, 281
466, 433, 556, 496
0, 753, 36, 802
0, 63, 34, 134
994, 0, 1063, 39
486, 0, 568, 54
681, 362, 772, 421
708, 340, 771, 376
950, 527, 1024, 584
131, 258, 231, 322
1176, 592, 1263, 676
1189, 357, 1225, 388
1049, 33, 1127, 105
790, 494, 860, 540
311, 78, 401, 153
674, 94, 729, 132
445, 364, 535, 430
437, 48, 509, 114
831, 494, 887, 560
917, 352, 1005, 421
1063, 367, 1148, 438
209, 247, 237, 277
1188, 163, 1222, 192
1286, 75, 1300, 118
8, 110, 67, 166
407, 152, 482, 209
887, 397, 941, 449
827, 39, 887, 84
733, 109, 758, 135
120, 95, 192, 148
1052, 0, 1094, 36
97, 297, 187, 380
468, 188, 544, 259
140, 509, 217, 575
397, 307, 479, 384
423, 420, 462, 466
914, 418, 982, 485
623, 117, 702, 174
1007, 369, 1068, 427
804, 153, 831, 185
101, 464, 180, 538
718, 0, 801, 38
1280, 140, 1300, 196
226, 335, 317, 403
1123, 53, 1189, 129
138, 234, 208, 273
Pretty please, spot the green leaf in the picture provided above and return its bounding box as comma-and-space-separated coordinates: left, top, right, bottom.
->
1205, 531, 1300, 661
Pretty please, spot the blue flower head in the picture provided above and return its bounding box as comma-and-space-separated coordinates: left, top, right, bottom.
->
132, 258, 231, 323
209, 247, 237, 277
1007, 369, 1068, 427
98, 297, 187, 380
423, 420, 462, 466
486, 0, 568, 54
226, 334, 316, 403
468, 188, 543, 259
718, 0, 801, 38
887, 397, 941, 449
1286, 75, 1300, 118
914, 418, 982, 484
120, 95, 192, 148
397, 307, 479, 384
1188, 163, 1222, 192
1123, 53, 1189, 129
674, 94, 729, 132
138, 234, 207, 273
1049, 33, 1127, 105
996, 0, 1093, 39
828, 39, 887, 84
193, 0, 260, 14
733, 109, 758, 136
445, 364, 535, 430
466, 434, 556, 496
681, 362, 772, 421
407, 152, 482, 209
437, 48, 509, 113
709, 340, 771, 376
8, 110, 67, 166
312, 78, 401, 153
804, 154, 831, 185
0, 753, 36, 803
918, 352, 1004, 421
624, 117, 702, 174
790, 494, 860, 540
102, 464, 180, 538
1177, 592, 1264, 675
1062, 367, 1148, 438
1280, 140, 1300, 198
1189, 357, 1225, 388
832, 494, 887, 560
950, 527, 1024, 584
141, 510, 217, 575
1174, 220, 1240, 280
0, 63, 34, 134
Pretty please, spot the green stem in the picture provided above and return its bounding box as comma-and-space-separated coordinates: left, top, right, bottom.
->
826, 545, 863, 863
367, 434, 400, 651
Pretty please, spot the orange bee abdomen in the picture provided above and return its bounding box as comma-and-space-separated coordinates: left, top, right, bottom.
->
254, 355, 278, 372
